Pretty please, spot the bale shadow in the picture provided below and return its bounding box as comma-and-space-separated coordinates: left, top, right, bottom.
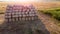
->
0, 19, 50, 34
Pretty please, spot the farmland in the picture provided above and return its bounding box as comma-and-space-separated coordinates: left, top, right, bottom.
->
0, 2, 60, 34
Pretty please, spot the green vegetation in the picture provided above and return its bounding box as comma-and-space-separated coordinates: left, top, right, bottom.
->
38, 8, 60, 21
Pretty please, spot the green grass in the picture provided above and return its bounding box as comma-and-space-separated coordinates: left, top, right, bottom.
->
38, 8, 60, 21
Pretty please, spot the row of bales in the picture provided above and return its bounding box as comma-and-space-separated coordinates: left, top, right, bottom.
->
5, 4, 38, 22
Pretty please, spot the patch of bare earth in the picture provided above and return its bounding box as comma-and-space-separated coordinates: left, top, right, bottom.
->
0, 14, 4, 24
38, 12, 60, 34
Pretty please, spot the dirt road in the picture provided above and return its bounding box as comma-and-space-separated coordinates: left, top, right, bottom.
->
38, 12, 60, 34
0, 14, 4, 24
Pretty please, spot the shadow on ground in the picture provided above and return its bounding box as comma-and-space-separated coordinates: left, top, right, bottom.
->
0, 19, 50, 34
